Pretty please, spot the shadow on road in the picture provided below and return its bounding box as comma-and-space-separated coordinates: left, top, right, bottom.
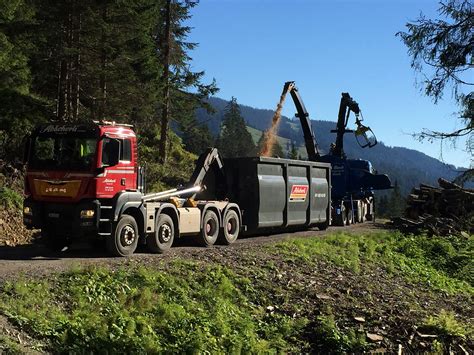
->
0, 235, 209, 261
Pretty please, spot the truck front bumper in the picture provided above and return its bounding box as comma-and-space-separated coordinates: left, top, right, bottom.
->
23, 198, 101, 237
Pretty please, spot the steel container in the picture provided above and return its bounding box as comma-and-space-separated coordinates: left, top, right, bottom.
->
222, 157, 331, 234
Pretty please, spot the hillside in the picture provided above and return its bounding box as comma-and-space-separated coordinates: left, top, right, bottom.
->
196, 97, 463, 194
0, 226, 472, 353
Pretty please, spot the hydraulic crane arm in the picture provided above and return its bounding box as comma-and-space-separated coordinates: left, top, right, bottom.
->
331, 92, 377, 158
283, 81, 320, 161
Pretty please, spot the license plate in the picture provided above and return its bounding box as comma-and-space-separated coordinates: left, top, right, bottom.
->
48, 213, 60, 218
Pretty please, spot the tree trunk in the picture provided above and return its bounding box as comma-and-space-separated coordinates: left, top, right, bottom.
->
98, 1, 108, 120
159, 0, 172, 163
71, 0, 81, 121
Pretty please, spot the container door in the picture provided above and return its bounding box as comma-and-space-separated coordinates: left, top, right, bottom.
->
257, 163, 285, 228
287, 165, 310, 226
311, 166, 330, 222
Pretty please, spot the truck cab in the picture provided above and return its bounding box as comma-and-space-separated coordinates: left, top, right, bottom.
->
23, 122, 144, 249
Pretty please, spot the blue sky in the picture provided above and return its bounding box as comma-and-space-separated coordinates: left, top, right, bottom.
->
187, 0, 471, 168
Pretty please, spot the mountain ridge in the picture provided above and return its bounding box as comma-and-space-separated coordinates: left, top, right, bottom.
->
195, 97, 464, 194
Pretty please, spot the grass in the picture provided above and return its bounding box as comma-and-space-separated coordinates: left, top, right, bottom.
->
0, 335, 22, 354
423, 310, 473, 339
311, 313, 367, 354
271, 231, 474, 295
0, 261, 306, 353
0, 230, 472, 352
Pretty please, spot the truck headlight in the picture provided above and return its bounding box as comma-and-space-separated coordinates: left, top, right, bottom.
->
80, 209, 95, 218
24, 206, 33, 215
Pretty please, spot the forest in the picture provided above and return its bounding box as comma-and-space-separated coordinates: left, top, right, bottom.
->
0, 0, 221, 185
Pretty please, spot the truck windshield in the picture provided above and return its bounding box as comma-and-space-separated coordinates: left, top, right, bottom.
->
29, 136, 97, 171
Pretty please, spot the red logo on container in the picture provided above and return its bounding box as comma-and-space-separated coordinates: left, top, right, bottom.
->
290, 185, 308, 201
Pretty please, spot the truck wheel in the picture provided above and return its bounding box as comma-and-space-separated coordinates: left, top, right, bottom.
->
199, 210, 219, 247
218, 210, 240, 245
366, 201, 374, 221
361, 202, 367, 222
356, 201, 363, 223
345, 207, 353, 225
107, 215, 138, 257
147, 214, 174, 253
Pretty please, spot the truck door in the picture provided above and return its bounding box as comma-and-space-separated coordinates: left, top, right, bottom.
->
97, 137, 137, 197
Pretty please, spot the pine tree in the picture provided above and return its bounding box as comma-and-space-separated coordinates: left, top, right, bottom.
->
288, 141, 298, 159
154, 0, 218, 162
216, 97, 256, 158
376, 194, 389, 217
388, 180, 405, 217
29, 0, 161, 123
0, 0, 51, 160
181, 123, 213, 155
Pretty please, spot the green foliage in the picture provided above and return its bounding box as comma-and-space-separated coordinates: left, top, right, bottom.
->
0, 0, 217, 180
0, 334, 22, 354
376, 193, 390, 217
216, 97, 257, 158
139, 129, 197, 192
0, 90, 51, 160
388, 180, 405, 217
272, 231, 474, 294
180, 122, 213, 155
424, 309, 473, 338
0, 186, 22, 210
0, 263, 303, 353
312, 314, 367, 354
397, 0, 473, 174
288, 141, 299, 159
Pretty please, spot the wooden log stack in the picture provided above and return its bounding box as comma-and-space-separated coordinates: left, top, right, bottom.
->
391, 178, 474, 236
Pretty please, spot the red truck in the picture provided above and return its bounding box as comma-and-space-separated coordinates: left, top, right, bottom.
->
22, 121, 332, 256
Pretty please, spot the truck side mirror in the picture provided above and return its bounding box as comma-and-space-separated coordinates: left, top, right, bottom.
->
101, 138, 120, 167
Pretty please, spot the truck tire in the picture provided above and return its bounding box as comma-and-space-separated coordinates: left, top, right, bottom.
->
361, 202, 367, 223
366, 200, 374, 221
198, 210, 219, 247
345, 207, 353, 225
147, 214, 174, 253
218, 210, 240, 245
107, 215, 138, 257
356, 201, 363, 223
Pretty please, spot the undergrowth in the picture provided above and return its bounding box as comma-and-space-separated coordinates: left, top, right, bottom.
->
272, 231, 473, 295
423, 309, 473, 339
0, 261, 305, 353
0, 187, 22, 210
311, 313, 367, 353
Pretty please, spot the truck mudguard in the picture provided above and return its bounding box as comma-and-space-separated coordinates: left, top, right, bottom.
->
112, 191, 145, 222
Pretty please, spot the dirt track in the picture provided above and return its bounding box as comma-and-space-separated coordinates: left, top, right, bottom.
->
0, 222, 382, 280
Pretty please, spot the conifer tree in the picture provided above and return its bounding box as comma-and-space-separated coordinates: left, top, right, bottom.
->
288, 141, 298, 159
154, 0, 218, 162
216, 97, 256, 158
388, 181, 405, 217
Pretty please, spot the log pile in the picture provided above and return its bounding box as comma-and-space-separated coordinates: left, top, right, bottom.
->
391, 178, 474, 236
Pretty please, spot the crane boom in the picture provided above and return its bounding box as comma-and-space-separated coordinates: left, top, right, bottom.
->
283, 81, 320, 161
